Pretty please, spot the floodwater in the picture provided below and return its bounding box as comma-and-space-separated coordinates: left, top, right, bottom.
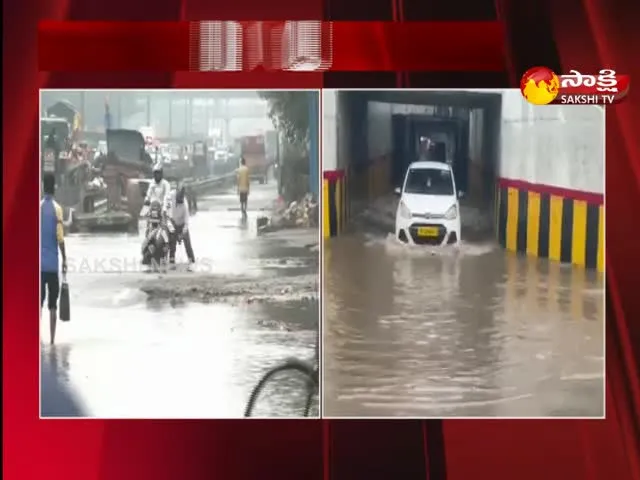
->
41, 182, 320, 418
323, 202, 604, 418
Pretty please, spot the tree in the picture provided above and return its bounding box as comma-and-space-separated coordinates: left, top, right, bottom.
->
258, 91, 316, 201
258, 91, 312, 146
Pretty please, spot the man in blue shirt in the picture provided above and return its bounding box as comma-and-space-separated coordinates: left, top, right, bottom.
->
41, 173, 67, 345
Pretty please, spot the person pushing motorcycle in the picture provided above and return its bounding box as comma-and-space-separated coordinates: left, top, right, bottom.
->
166, 184, 196, 267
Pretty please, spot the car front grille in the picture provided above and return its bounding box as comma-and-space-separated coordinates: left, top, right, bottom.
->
409, 223, 447, 245
412, 212, 445, 220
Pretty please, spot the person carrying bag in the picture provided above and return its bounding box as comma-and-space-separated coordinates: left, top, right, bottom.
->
59, 273, 70, 322
41, 173, 68, 344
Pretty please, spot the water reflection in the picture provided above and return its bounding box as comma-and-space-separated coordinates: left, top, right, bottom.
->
323, 234, 604, 417
41, 300, 317, 418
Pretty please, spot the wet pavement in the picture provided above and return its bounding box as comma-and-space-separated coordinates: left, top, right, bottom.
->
41, 182, 320, 418
323, 201, 604, 418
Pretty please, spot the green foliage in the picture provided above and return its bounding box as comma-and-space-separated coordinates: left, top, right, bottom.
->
258, 91, 312, 146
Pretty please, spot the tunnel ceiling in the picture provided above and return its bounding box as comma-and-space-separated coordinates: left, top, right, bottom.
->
355, 91, 501, 109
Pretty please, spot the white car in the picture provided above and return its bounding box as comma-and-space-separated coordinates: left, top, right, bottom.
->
394, 161, 462, 246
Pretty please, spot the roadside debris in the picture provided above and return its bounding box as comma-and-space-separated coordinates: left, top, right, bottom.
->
87, 176, 107, 190
140, 272, 318, 305
258, 194, 319, 233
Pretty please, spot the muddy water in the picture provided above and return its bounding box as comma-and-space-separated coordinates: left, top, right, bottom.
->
41, 183, 319, 418
323, 234, 604, 418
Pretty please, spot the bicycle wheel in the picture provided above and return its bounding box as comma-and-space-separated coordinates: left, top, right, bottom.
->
244, 359, 318, 417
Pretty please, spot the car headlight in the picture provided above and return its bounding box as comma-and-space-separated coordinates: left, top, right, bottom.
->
444, 205, 458, 220
399, 201, 411, 219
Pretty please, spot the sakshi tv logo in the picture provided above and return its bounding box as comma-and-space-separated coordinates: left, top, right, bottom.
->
520, 66, 630, 105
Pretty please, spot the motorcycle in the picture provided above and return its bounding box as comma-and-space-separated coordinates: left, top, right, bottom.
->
141, 201, 170, 269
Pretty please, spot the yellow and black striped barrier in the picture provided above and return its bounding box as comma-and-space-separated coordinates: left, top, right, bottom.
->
497, 179, 604, 272
322, 156, 392, 238
323, 170, 347, 238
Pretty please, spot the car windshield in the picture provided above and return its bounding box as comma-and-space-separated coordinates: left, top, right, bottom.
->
404, 168, 454, 196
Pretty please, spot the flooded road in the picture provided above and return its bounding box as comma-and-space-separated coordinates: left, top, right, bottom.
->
323, 206, 604, 417
41, 182, 320, 418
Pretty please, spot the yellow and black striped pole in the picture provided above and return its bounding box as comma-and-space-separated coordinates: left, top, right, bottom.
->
323, 170, 347, 238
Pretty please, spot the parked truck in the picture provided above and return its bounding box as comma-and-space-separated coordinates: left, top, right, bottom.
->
238, 134, 269, 184
41, 117, 71, 178
46, 100, 80, 138
191, 140, 209, 178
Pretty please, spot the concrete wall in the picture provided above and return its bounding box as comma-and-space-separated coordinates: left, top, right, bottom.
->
467, 109, 485, 203
500, 90, 604, 194
468, 109, 483, 165
336, 92, 350, 171
322, 90, 347, 238
365, 101, 393, 201
367, 102, 392, 160
497, 90, 604, 271
322, 90, 338, 171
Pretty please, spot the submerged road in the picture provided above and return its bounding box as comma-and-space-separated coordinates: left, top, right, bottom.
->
323, 197, 604, 418
41, 181, 320, 418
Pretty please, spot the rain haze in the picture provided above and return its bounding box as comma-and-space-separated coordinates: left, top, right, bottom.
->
40, 89, 320, 418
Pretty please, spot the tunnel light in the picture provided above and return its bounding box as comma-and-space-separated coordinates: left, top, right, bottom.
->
399, 201, 411, 219
444, 205, 458, 220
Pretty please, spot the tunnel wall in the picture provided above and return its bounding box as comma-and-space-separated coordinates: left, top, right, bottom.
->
469, 109, 483, 162
497, 91, 604, 271
323, 92, 487, 238
366, 101, 393, 201
347, 102, 467, 216
468, 109, 485, 203
347, 102, 453, 218
324, 94, 396, 238
344, 94, 371, 218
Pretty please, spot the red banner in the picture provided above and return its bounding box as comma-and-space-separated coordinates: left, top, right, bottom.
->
4, 1, 639, 479
38, 21, 504, 72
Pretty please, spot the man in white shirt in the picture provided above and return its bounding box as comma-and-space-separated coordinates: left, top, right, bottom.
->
144, 163, 171, 211
142, 163, 172, 241
167, 184, 195, 265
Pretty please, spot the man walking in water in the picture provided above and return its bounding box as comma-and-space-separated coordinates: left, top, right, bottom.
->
41, 173, 67, 345
237, 156, 250, 216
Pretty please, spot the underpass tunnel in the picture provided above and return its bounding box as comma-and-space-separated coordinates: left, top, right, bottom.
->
323, 90, 604, 272
322, 90, 503, 240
